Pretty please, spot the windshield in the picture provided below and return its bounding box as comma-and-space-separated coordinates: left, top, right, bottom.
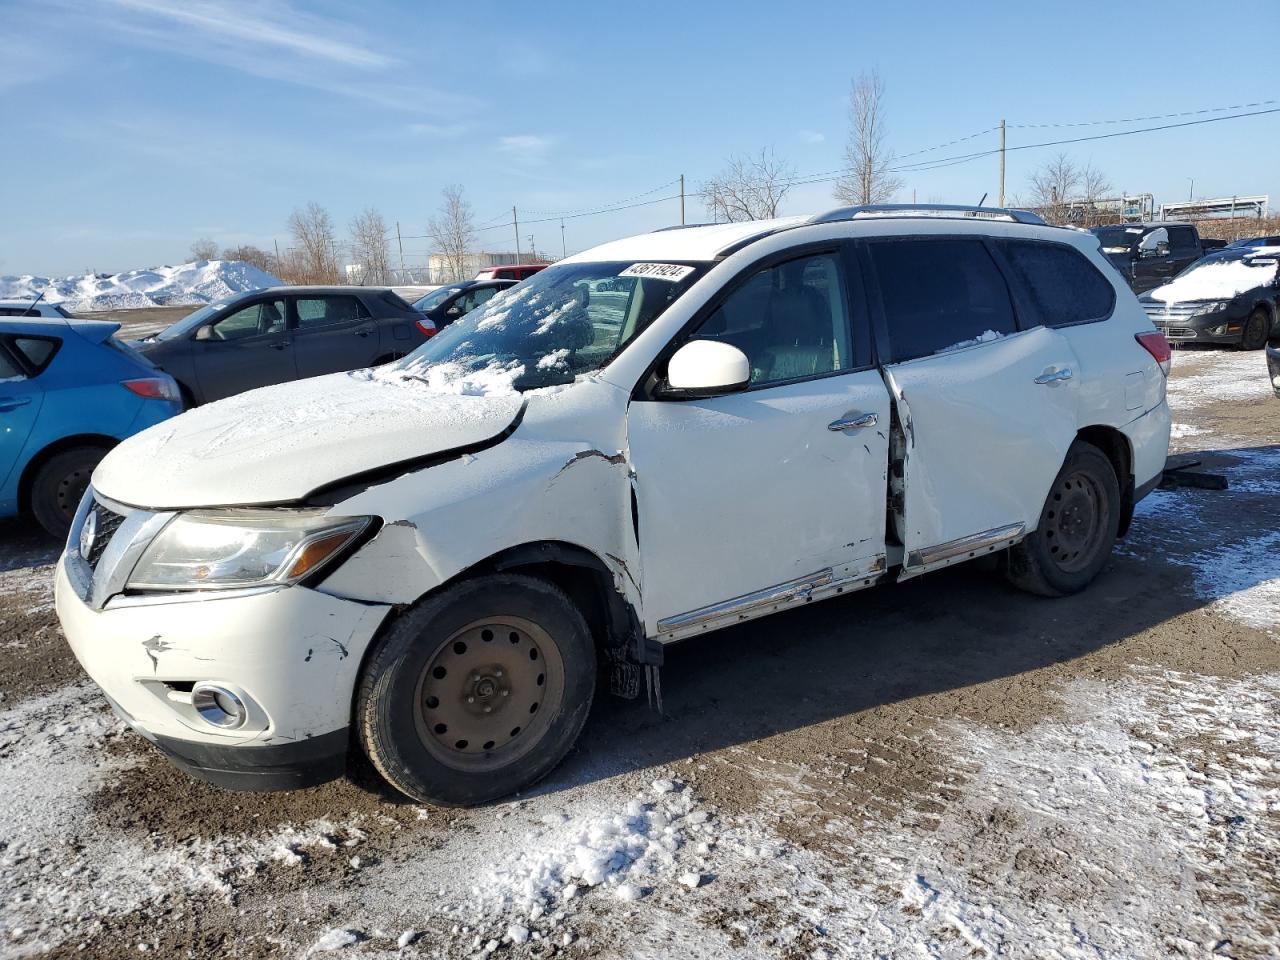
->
154, 299, 233, 340
390, 260, 706, 392
414, 286, 465, 311
1093, 226, 1141, 254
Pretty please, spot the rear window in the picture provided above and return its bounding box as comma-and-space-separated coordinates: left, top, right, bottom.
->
997, 240, 1115, 327
0, 346, 23, 380
378, 290, 413, 311
11, 335, 61, 374
869, 238, 1018, 362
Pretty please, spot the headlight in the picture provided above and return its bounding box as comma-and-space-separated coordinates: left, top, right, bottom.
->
1191, 301, 1230, 316
127, 510, 372, 591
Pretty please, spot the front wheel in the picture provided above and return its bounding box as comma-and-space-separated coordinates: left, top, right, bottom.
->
1004, 441, 1121, 597
1240, 307, 1270, 351
356, 573, 596, 806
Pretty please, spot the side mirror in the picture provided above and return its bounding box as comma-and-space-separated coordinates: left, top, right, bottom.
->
194, 324, 214, 341
1138, 229, 1169, 258
658, 340, 750, 399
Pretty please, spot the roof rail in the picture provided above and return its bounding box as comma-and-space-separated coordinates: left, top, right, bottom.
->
651, 222, 717, 232
810, 204, 1046, 226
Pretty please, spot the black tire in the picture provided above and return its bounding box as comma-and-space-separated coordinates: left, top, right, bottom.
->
355, 573, 596, 806
29, 446, 107, 540
1004, 441, 1120, 597
1240, 307, 1270, 351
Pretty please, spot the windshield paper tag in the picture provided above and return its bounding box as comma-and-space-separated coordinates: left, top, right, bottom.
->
619, 263, 696, 282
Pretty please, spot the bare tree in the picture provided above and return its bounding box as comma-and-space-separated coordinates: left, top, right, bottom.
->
428, 185, 476, 283
1077, 162, 1114, 227
348, 208, 391, 285
1027, 154, 1114, 226
834, 70, 903, 206
285, 202, 340, 284
220, 244, 276, 275
189, 237, 219, 261
699, 147, 795, 222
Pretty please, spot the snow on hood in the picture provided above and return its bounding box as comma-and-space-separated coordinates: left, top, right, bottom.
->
0, 260, 281, 312
92, 363, 525, 509
1147, 254, 1279, 303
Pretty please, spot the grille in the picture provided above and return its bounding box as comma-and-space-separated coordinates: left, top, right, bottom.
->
84, 499, 127, 571
1141, 301, 1208, 321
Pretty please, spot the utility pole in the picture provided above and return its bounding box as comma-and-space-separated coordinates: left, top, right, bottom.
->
395, 221, 405, 275
679, 174, 686, 225
273, 238, 280, 271
513, 206, 521, 261
561, 219, 566, 259
1187, 178, 1194, 201
998, 118, 1006, 208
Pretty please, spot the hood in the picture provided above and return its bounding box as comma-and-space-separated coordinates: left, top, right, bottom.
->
1145, 255, 1277, 305
92, 366, 525, 509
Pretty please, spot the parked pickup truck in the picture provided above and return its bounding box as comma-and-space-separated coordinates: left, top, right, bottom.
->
1091, 222, 1206, 294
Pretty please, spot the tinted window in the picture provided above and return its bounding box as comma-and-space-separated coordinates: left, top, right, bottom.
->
997, 240, 1115, 327
870, 239, 1018, 361
296, 295, 369, 328
457, 286, 499, 314
0, 345, 24, 380
211, 299, 286, 340
1168, 227, 1198, 254
12, 336, 60, 373
690, 252, 859, 386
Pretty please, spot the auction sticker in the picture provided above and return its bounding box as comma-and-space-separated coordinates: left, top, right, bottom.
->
619, 263, 696, 282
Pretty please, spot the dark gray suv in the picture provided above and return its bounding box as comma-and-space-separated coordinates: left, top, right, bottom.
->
134, 286, 425, 404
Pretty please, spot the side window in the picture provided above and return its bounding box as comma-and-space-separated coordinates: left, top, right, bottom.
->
295, 296, 369, 329
996, 240, 1115, 328
12, 336, 61, 374
1168, 227, 1198, 254
211, 299, 286, 340
0, 344, 25, 380
689, 252, 859, 387
869, 238, 1018, 362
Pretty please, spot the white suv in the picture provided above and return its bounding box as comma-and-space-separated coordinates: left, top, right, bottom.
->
55, 206, 1172, 805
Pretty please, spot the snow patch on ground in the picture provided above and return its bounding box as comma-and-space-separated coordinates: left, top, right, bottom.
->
693, 668, 1280, 958
0, 261, 281, 312
1166, 348, 1271, 409
0, 685, 366, 954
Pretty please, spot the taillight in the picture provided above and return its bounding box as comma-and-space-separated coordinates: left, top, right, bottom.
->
415, 318, 437, 338
1135, 331, 1171, 376
122, 377, 180, 401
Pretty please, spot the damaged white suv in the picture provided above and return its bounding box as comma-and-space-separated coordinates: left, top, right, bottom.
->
56, 206, 1172, 806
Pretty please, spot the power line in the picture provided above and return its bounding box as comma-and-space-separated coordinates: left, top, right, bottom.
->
1009, 99, 1279, 129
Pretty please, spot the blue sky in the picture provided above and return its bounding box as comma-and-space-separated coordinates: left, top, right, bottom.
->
3, 0, 1277, 276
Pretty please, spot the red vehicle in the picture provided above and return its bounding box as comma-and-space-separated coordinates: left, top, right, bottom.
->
474, 263, 548, 282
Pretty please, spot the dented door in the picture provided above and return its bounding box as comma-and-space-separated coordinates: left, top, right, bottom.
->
884, 326, 1081, 577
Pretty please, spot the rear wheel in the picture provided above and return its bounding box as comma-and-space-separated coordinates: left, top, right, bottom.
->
29, 446, 107, 539
1240, 307, 1270, 351
356, 574, 596, 806
1004, 441, 1120, 597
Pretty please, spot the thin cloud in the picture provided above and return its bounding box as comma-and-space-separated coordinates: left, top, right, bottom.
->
107, 0, 392, 68
799, 130, 826, 144
498, 135, 555, 159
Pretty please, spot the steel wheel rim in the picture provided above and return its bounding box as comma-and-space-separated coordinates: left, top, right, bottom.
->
413, 615, 565, 773
1044, 469, 1105, 574
1245, 312, 1266, 347
55, 467, 90, 522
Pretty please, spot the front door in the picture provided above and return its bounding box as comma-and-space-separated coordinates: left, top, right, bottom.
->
192, 296, 293, 402
292, 295, 380, 378
864, 237, 1080, 575
628, 249, 890, 639
0, 345, 43, 501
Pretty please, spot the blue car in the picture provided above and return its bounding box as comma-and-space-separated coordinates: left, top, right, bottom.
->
0, 317, 183, 537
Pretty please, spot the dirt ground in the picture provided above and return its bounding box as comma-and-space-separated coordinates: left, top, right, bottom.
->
0, 346, 1276, 959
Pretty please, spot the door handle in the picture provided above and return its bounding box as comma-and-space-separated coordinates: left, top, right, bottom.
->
1034, 367, 1074, 385
0, 396, 32, 411
828, 413, 878, 431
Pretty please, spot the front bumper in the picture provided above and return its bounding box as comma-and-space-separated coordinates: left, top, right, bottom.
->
1144, 306, 1247, 344
55, 558, 390, 791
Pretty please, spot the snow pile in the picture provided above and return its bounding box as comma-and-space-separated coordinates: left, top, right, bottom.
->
1165, 347, 1271, 409
0, 260, 282, 312
479, 780, 705, 914
1148, 254, 1278, 303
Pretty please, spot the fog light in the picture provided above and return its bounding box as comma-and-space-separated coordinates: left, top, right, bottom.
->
1210, 324, 1229, 336
191, 682, 247, 729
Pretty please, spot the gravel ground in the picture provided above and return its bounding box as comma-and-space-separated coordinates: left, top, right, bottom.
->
0, 346, 1276, 959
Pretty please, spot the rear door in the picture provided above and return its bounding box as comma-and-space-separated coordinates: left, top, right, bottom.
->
863, 237, 1080, 577
191, 296, 293, 402
292, 294, 380, 377
0, 340, 45, 497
